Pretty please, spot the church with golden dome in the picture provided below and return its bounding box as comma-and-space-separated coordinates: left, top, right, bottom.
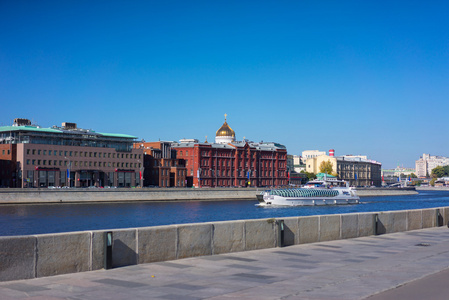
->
215, 114, 235, 144
172, 114, 288, 188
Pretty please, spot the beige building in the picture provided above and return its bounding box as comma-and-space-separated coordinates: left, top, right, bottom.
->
306, 155, 382, 187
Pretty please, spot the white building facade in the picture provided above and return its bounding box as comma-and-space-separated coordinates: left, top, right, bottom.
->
415, 153, 449, 178
302, 150, 326, 162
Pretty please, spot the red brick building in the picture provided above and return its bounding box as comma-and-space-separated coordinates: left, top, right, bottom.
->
172, 116, 288, 188
0, 144, 16, 187
133, 141, 187, 187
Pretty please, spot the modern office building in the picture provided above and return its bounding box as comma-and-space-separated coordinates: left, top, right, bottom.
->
133, 141, 187, 187
0, 118, 143, 188
306, 152, 382, 186
172, 116, 288, 188
415, 153, 449, 178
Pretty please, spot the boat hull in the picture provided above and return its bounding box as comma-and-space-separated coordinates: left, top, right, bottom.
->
257, 190, 360, 207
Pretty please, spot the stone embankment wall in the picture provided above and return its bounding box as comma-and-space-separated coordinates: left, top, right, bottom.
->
0, 206, 446, 282
0, 187, 416, 204
416, 186, 449, 191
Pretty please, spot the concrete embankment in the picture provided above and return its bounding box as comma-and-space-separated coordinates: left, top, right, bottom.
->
416, 186, 449, 191
0, 205, 446, 282
0, 187, 417, 204
357, 187, 417, 196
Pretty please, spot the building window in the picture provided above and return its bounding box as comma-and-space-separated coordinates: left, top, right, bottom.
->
26, 159, 30, 165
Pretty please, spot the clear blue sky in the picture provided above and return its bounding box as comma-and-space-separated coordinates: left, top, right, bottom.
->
1, 1, 448, 169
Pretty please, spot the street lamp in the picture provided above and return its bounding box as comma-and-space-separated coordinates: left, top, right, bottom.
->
65, 157, 71, 187
138, 160, 144, 188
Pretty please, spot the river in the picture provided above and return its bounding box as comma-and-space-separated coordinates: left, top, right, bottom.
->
1, 190, 449, 236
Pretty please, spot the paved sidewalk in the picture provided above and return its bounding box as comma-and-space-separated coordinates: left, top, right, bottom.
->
2, 227, 449, 299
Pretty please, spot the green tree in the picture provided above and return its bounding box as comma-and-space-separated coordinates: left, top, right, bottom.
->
410, 173, 418, 178
413, 180, 422, 186
444, 165, 449, 176
319, 160, 334, 175
300, 170, 316, 181
431, 166, 446, 178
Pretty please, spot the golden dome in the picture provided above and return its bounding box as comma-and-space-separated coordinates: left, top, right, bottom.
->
215, 114, 235, 138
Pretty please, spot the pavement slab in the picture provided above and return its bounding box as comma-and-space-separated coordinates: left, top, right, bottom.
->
2, 227, 449, 299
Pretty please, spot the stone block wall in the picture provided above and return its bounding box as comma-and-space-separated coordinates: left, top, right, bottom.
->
1, 206, 448, 282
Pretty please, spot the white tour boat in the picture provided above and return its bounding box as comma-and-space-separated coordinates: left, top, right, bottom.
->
256, 177, 360, 207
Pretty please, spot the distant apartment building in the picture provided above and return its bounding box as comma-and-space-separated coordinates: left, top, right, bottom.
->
415, 153, 449, 178
172, 116, 288, 188
306, 154, 382, 186
133, 141, 187, 187
0, 118, 143, 188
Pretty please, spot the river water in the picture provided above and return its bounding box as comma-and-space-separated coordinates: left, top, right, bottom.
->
1, 190, 449, 236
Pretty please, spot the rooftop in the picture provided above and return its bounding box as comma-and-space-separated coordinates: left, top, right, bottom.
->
0, 125, 138, 140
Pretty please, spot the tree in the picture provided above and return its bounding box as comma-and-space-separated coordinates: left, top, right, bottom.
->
412, 180, 422, 186
300, 170, 316, 180
444, 165, 449, 176
319, 160, 334, 175
410, 173, 417, 178
431, 166, 446, 178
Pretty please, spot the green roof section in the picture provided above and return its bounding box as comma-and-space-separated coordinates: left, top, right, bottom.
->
0, 125, 138, 139
316, 173, 337, 180
0, 125, 62, 134
97, 132, 138, 139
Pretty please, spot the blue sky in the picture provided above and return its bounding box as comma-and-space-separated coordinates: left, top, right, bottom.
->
1, 1, 448, 169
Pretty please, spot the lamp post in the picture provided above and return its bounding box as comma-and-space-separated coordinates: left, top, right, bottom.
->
138, 160, 144, 188
65, 157, 71, 187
